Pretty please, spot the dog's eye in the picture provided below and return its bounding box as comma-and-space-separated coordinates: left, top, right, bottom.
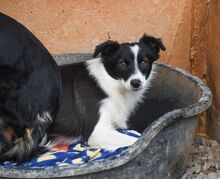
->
118, 58, 128, 70
120, 62, 127, 67
140, 60, 149, 69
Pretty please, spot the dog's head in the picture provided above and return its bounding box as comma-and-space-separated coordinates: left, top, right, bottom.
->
93, 34, 166, 91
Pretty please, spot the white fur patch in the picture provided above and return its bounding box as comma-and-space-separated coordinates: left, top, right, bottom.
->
37, 112, 52, 124
86, 57, 152, 149
128, 45, 147, 90
39, 134, 48, 147
130, 45, 139, 62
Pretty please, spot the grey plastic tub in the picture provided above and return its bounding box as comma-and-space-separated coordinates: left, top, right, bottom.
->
0, 54, 212, 179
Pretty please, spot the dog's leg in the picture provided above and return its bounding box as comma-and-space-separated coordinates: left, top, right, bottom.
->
1, 112, 52, 162
0, 120, 15, 158
88, 124, 138, 150
87, 96, 139, 150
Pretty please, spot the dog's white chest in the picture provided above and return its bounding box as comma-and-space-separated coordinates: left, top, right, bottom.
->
100, 90, 144, 129
86, 58, 145, 129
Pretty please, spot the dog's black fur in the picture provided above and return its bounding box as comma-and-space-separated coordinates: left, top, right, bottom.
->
48, 63, 107, 141
0, 13, 61, 162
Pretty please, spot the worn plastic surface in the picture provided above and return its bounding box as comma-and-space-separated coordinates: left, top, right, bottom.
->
0, 54, 212, 179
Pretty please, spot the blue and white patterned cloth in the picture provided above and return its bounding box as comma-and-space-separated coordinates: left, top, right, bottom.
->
0, 129, 140, 169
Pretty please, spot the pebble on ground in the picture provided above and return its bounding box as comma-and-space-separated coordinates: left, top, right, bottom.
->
182, 138, 220, 179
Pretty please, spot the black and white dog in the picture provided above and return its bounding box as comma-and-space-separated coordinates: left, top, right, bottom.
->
0, 13, 61, 162
48, 35, 165, 149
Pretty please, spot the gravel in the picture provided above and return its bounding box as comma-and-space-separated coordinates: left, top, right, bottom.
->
182, 137, 220, 179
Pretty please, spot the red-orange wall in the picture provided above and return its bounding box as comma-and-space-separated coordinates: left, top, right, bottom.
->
0, 0, 193, 71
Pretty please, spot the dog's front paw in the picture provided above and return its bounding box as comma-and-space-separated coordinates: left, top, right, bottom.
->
88, 131, 138, 150
87, 136, 102, 149
113, 135, 138, 148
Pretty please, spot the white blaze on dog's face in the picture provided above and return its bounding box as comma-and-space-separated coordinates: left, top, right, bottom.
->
121, 45, 148, 91
92, 34, 166, 91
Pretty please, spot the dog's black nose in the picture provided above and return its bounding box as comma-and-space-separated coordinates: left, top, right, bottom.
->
130, 79, 142, 89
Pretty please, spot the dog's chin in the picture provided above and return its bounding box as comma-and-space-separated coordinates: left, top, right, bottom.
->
130, 87, 143, 92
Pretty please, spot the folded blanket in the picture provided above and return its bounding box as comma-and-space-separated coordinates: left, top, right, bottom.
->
0, 129, 140, 169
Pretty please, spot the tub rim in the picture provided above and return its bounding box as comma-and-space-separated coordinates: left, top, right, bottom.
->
0, 61, 212, 178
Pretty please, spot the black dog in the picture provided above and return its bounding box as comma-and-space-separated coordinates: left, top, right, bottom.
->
0, 13, 61, 162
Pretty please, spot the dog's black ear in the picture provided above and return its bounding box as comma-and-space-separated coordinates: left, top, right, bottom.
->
139, 34, 166, 55
93, 40, 120, 58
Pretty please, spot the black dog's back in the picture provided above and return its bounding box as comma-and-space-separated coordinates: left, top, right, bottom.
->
0, 13, 61, 162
